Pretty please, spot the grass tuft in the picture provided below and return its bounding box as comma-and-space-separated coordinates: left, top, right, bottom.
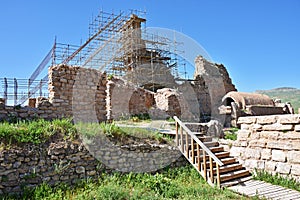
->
253, 169, 300, 192
0, 166, 252, 200
0, 118, 76, 145
224, 127, 239, 140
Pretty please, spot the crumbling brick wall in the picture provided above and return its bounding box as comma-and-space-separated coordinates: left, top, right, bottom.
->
106, 78, 155, 120
48, 65, 107, 122
194, 56, 236, 116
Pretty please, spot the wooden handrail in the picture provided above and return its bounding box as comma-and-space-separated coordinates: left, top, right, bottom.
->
173, 116, 224, 166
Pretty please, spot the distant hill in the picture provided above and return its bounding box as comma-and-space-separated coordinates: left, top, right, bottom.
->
255, 87, 300, 113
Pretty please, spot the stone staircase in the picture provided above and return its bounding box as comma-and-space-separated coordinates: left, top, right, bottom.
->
173, 116, 252, 187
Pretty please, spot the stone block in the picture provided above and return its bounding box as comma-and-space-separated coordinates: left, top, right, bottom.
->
240, 141, 248, 147
257, 116, 277, 125
237, 130, 251, 140
278, 132, 300, 140
272, 150, 286, 162
291, 164, 300, 176
249, 132, 260, 140
244, 148, 261, 159
229, 146, 244, 157
276, 162, 291, 174
248, 139, 266, 148
278, 115, 300, 124
267, 141, 293, 150
292, 141, 300, 150
295, 125, 300, 132
265, 161, 276, 171
75, 166, 85, 174
240, 124, 250, 130
232, 140, 248, 147
244, 159, 259, 169
237, 116, 257, 124
87, 170, 96, 176
263, 123, 293, 131
251, 124, 263, 131
261, 149, 271, 160
260, 131, 279, 140
256, 160, 265, 170
287, 151, 300, 164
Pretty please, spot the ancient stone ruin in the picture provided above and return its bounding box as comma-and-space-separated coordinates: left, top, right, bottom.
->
1, 9, 300, 195
0, 56, 236, 123
0, 10, 237, 123
220, 91, 294, 127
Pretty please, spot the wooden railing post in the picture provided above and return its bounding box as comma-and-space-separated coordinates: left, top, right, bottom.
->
180, 126, 183, 152
185, 131, 189, 157
203, 150, 207, 181
191, 137, 194, 164
216, 164, 221, 187
197, 144, 200, 171
209, 156, 214, 183
173, 116, 224, 186
175, 121, 179, 146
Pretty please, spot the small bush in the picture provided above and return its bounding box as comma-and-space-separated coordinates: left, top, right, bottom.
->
224, 127, 239, 140
130, 113, 151, 121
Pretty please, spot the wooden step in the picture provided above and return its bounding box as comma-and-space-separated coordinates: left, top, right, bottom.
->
189, 146, 225, 156
182, 141, 219, 152
179, 134, 215, 141
179, 135, 213, 143
209, 146, 224, 153
220, 169, 251, 183
178, 132, 206, 137
197, 136, 214, 142
220, 176, 252, 187
187, 146, 225, 160
203, 141, 219, 147
201, 157, 237, 167
190, 151, 230, 160
214, 163, 244, 174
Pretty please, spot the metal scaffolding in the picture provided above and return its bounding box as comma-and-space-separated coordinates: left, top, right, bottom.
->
1, 9, 191, 105
51, 10, 188, 82
0, 78, 48, 106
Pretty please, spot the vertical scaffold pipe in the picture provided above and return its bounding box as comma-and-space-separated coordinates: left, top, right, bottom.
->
14, 78, 18, 105
4, 78, 8, 104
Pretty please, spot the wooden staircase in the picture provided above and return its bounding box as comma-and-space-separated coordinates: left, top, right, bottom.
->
173, 116, 252, 187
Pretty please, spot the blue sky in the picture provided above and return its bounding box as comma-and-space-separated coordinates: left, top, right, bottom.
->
0, 0, 299, 92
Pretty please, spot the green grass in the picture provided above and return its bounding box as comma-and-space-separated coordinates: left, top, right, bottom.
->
253, 169, 300, 192
76, 122, 173, 144
0, 118, 77, 145
0, 166, 253, 200
224, 127, 239, 141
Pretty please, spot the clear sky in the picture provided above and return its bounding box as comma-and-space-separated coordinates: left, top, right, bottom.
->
0, 0, 299, 92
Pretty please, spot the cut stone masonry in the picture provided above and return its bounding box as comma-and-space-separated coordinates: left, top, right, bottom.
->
220, 114, 300, 182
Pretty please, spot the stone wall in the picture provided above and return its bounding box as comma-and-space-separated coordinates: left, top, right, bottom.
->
0, 97, 57, 122
194, 56, 236, 116
0, 64, 107, 122
49, 64, 107, 122
221, 114, 300, 181
155, 88, 181, 117
1, 57, 237, 123
0, 135, 187, 195
106, 78, 155, 120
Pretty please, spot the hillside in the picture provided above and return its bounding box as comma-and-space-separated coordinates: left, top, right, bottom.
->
255, 87, 300, 113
